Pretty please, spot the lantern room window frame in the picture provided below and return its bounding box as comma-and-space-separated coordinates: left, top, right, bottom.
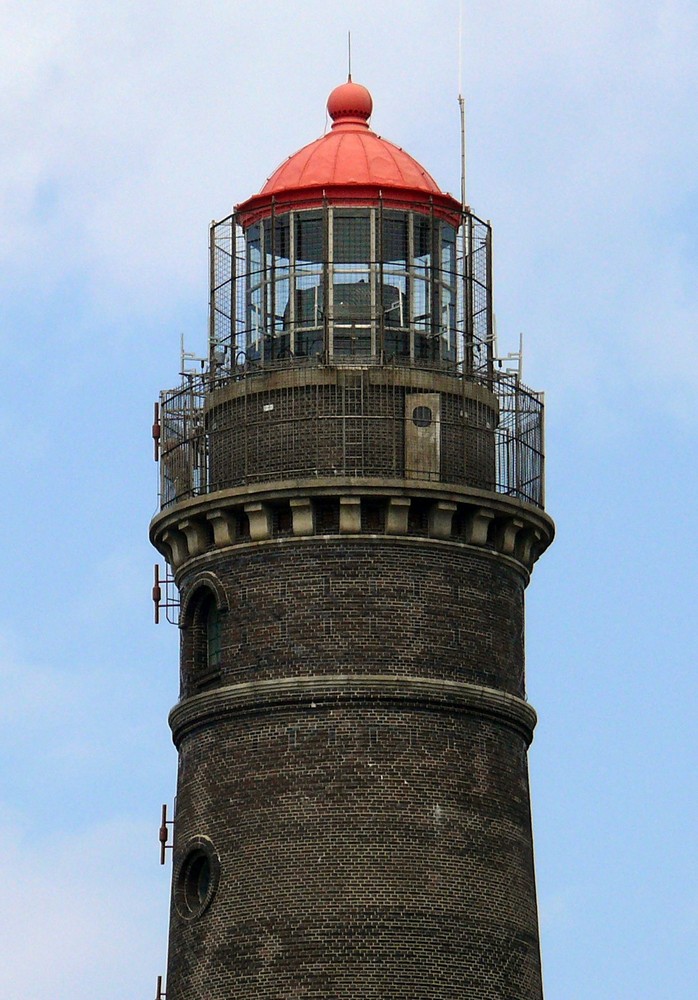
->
209, 200, 489, 373
243, 205, 457, 363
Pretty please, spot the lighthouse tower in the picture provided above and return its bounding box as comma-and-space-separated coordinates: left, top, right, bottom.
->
151, 79, 554, 999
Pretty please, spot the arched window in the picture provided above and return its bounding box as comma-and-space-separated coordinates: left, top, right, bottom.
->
205, 600, 221, 674
186, 589, 224, 694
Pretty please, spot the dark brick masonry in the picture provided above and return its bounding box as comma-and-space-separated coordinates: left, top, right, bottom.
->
168, 705, 541, 999
178, 539, 526, 699
205, 367, 497, 492
165, 536, 543, 999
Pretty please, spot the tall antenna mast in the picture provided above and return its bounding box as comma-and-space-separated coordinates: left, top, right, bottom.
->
458, 0, 467, 207
348, 30, 352, 81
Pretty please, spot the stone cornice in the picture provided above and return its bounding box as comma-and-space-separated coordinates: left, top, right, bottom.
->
169, 674, 538, 748
151, 480, 554, 578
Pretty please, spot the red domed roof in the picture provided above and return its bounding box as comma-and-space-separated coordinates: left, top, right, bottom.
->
236, 80, 461, 227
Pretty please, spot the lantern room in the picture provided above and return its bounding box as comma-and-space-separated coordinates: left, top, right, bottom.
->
209, 79, 493, 378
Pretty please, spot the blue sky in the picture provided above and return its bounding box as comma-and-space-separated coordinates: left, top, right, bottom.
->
1, 2, 696, 997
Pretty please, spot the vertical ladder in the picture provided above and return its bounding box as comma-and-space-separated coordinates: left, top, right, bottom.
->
340, 371, 365, 475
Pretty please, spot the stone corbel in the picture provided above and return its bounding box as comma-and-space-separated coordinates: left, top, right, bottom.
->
517, 527, 542, 567
161, 528, 189, 569
464, 507, 496, 546
179, 518, 211, 558
290, 498, 314, 536
206, 509, 238, 547
386, 496, 411, 535
496, 517, 525, 556
428, 501, 457, 539
339, 496, 362, 534
244, 502, 272, 542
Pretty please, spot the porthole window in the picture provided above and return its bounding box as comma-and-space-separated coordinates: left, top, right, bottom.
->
175, 839, 219, 920
184, 853, 210, 909
412, 405, 433, 428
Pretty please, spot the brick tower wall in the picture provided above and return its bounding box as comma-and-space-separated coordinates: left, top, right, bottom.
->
178, 540, 525, 699
205, 368, 497, 492
168, 705, 541, 1000
165, 536, 543, 1000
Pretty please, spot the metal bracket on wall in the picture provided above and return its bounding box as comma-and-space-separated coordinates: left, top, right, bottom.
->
496, 330, 524, 379
152, 564, 179, 625
152, 402, 161, 461
155, 974, 166, 999
158, 803, 174, 865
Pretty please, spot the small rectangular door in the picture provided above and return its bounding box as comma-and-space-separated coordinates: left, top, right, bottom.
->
405, 393, 440, 480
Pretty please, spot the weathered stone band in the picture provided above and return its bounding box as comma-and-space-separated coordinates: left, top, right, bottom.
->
169, 674, 538, 748
151, 480, 555, 576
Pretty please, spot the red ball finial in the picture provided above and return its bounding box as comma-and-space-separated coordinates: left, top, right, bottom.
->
327, 79, 373, 127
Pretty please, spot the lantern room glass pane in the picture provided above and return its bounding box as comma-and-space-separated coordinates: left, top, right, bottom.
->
292, 211, 324, 356
382, 212, 408, 264
333, 211, 370, 264
268, 215, 290, 261
296, 213, 323, 263
440, 224, 457, 362
441, 224, 455, 275
381, 282, 405, 328
413, 216, 432, 261
261, 214, 291, 358
332, 210, 373, 356
334, 281, 371, 322
380, 211, 410, 357
246, 224, 264, 360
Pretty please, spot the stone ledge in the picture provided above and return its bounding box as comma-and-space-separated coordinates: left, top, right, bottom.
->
207, 362, 499, 410
151, 482, 554, 577
169, 674, 538, 748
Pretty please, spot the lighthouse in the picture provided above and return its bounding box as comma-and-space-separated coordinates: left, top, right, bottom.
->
151, 78, 554, 999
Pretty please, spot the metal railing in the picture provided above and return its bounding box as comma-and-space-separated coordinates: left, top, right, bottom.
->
157, 361, 544, 510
